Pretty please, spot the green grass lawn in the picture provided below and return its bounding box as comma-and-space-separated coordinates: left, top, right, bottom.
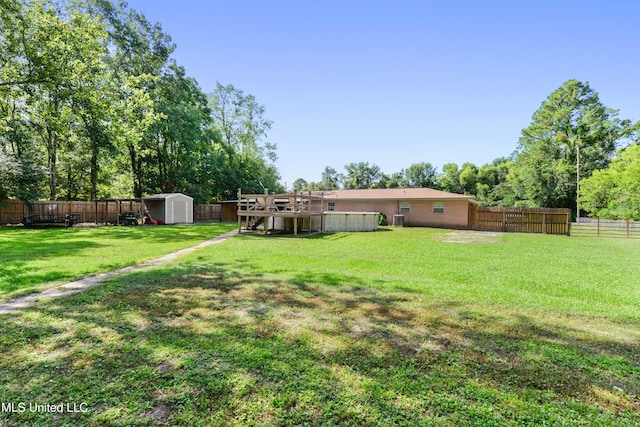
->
0, 222, 237, 302
1, 227, 639, 426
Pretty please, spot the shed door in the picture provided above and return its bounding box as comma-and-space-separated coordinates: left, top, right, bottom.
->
173, 200, 187, 223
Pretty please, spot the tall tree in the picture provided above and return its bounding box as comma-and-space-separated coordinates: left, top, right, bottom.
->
209, 83, 275, 161
208, 83, 281, 196
292, 178, 308, 191
341, 162, 384, 189
1, 0, 284, 204
82, 0, 174, 197
404, 162, 438, 188
475, 157, 512, 205
144, 64, 212, 199
505, 80, 632, 210
16, 1, 113, 200
319, 166, 341, 190
64, 7, 117, 201
438, 163, 463, 194
383, 171, 405, 189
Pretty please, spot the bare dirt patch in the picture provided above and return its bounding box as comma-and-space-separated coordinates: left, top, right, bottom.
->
439, 230, 502, 244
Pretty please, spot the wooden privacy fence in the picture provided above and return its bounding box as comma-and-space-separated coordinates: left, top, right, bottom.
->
469, 206, 571, 236
1, 200, 222, 224
194, 204, 222, 221
0, 199, 143, 224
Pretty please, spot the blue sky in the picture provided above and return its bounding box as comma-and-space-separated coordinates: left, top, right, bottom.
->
126, 0, 640, 188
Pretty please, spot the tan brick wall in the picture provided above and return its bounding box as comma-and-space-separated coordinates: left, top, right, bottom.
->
407, 200, 469, 228
330, 200, 469, 228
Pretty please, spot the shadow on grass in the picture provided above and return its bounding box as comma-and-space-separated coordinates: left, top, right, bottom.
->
0, 235, 103, 297
0, 223, 236, 299
0, 259, 638, 426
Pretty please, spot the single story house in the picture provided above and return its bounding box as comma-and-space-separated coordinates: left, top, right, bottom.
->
320, 188, 478, 228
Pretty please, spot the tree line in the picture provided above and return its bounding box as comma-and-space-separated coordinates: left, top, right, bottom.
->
293, 159, 510, 206
2, 2, 638, 219
294, 80, 639, 218
1, 0, 282, 205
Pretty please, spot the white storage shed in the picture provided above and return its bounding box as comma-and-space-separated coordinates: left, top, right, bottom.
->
143, 193, 193, 224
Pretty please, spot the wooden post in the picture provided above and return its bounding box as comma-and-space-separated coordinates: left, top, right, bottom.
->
627, 218, 630, 238
237, 188, 242, 234
245, 192, 250, 231
542, 212, 546, 234
321, 192, 325, 232
293, 189, 298, 237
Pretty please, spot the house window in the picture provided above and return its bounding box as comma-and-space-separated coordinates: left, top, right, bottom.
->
399, 203, 410, 213
433, 202, 445, 214
327, 202, 336, 211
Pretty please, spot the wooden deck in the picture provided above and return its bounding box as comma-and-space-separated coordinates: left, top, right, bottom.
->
236, 190, 324, 236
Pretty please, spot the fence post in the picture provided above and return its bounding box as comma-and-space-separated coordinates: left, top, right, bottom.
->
597, 217, 600, 237
237, 188, 242, 233
627, 218, 630, 238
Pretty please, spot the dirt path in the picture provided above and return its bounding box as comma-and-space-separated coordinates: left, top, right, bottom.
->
0, 229, 238, 314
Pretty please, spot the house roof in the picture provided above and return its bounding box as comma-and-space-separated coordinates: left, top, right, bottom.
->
319, 188, 477, 202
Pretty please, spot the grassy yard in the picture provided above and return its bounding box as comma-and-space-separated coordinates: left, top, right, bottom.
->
0, 227, 639, 425
0, 222, 237, 302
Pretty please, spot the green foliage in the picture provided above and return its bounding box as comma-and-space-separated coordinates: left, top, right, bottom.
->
0, 151, 45, 203
403, 162, 438, 188
505, 80, 632, 210
300, 159, 513, 203
0, 1, 282, 203
292, 178, 308, 191
341, 161, 384, 189
438, 163, 463, 193
142, 64, 213, 197
580, 143, 640, 219
209, 82, 275, 161
458, 162, 478, 194
319, 166, 341, 190
378, 211, 387, 225
474, 157, 512, 205
339, 162, 438, 190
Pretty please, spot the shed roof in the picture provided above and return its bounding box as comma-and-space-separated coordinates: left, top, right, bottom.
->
320, 188, 477, 202
144, 193, 193, 201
